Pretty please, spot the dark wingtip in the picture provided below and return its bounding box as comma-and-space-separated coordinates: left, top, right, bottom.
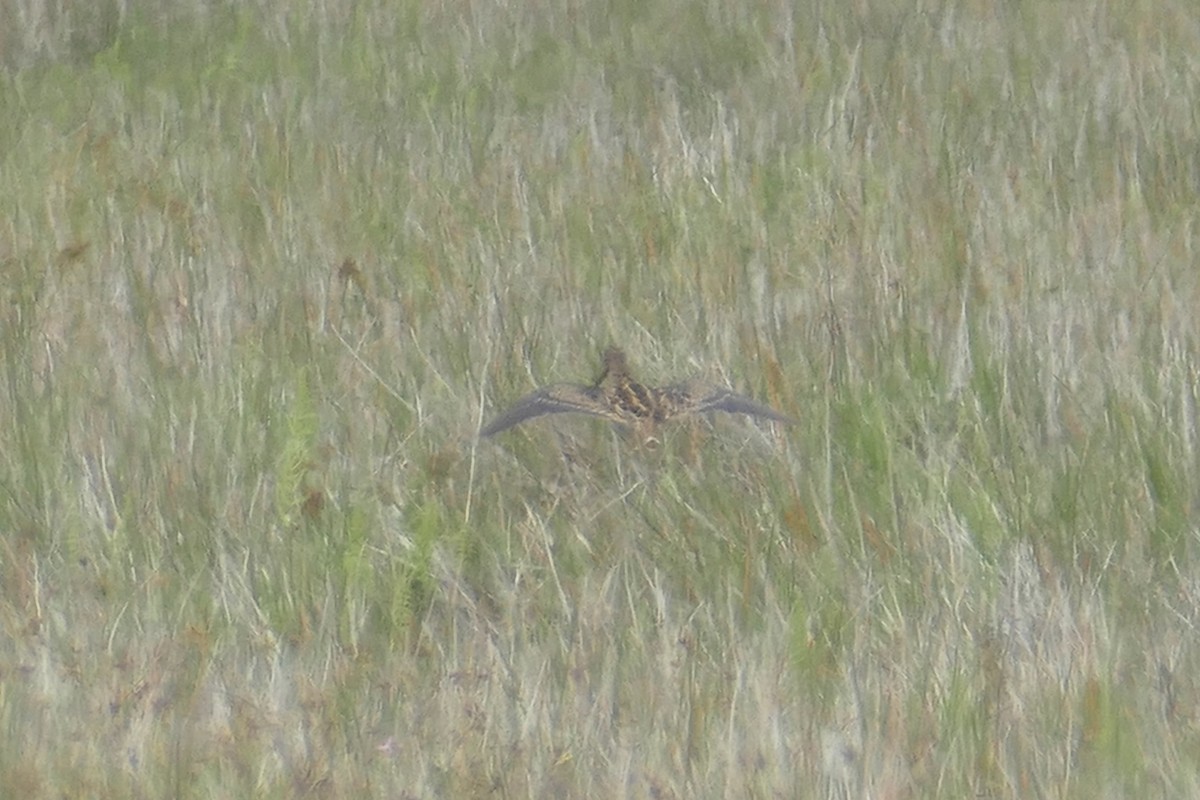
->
705, 390, 796, 424
478, 384, 616, 438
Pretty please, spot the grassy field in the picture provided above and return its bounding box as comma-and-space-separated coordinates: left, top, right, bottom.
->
3, 0, 1200, 796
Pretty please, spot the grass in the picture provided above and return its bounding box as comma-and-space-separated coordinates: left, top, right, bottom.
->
3, 0, 1200, 796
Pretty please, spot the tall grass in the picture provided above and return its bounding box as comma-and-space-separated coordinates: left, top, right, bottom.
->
2, 0, 1200, 796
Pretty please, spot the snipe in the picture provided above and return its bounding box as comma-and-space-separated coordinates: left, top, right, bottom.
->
480, 347, 793, 440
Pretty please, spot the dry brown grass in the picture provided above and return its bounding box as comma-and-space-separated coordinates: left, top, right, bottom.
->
2, 0, 1200, 796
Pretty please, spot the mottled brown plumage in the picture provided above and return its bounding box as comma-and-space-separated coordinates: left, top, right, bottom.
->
480, 347, 793, 438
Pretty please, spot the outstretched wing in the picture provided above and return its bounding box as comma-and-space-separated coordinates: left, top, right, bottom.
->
480, 384, 621, 437
663, 381, 795, 424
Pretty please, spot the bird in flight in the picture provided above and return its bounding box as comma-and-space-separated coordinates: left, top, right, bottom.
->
480, 347, 793, 439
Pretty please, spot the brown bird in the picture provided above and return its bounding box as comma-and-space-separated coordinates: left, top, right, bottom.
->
480, 347, 794, 439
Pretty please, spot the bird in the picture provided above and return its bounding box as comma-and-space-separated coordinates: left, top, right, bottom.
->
480, 347, 793, 440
